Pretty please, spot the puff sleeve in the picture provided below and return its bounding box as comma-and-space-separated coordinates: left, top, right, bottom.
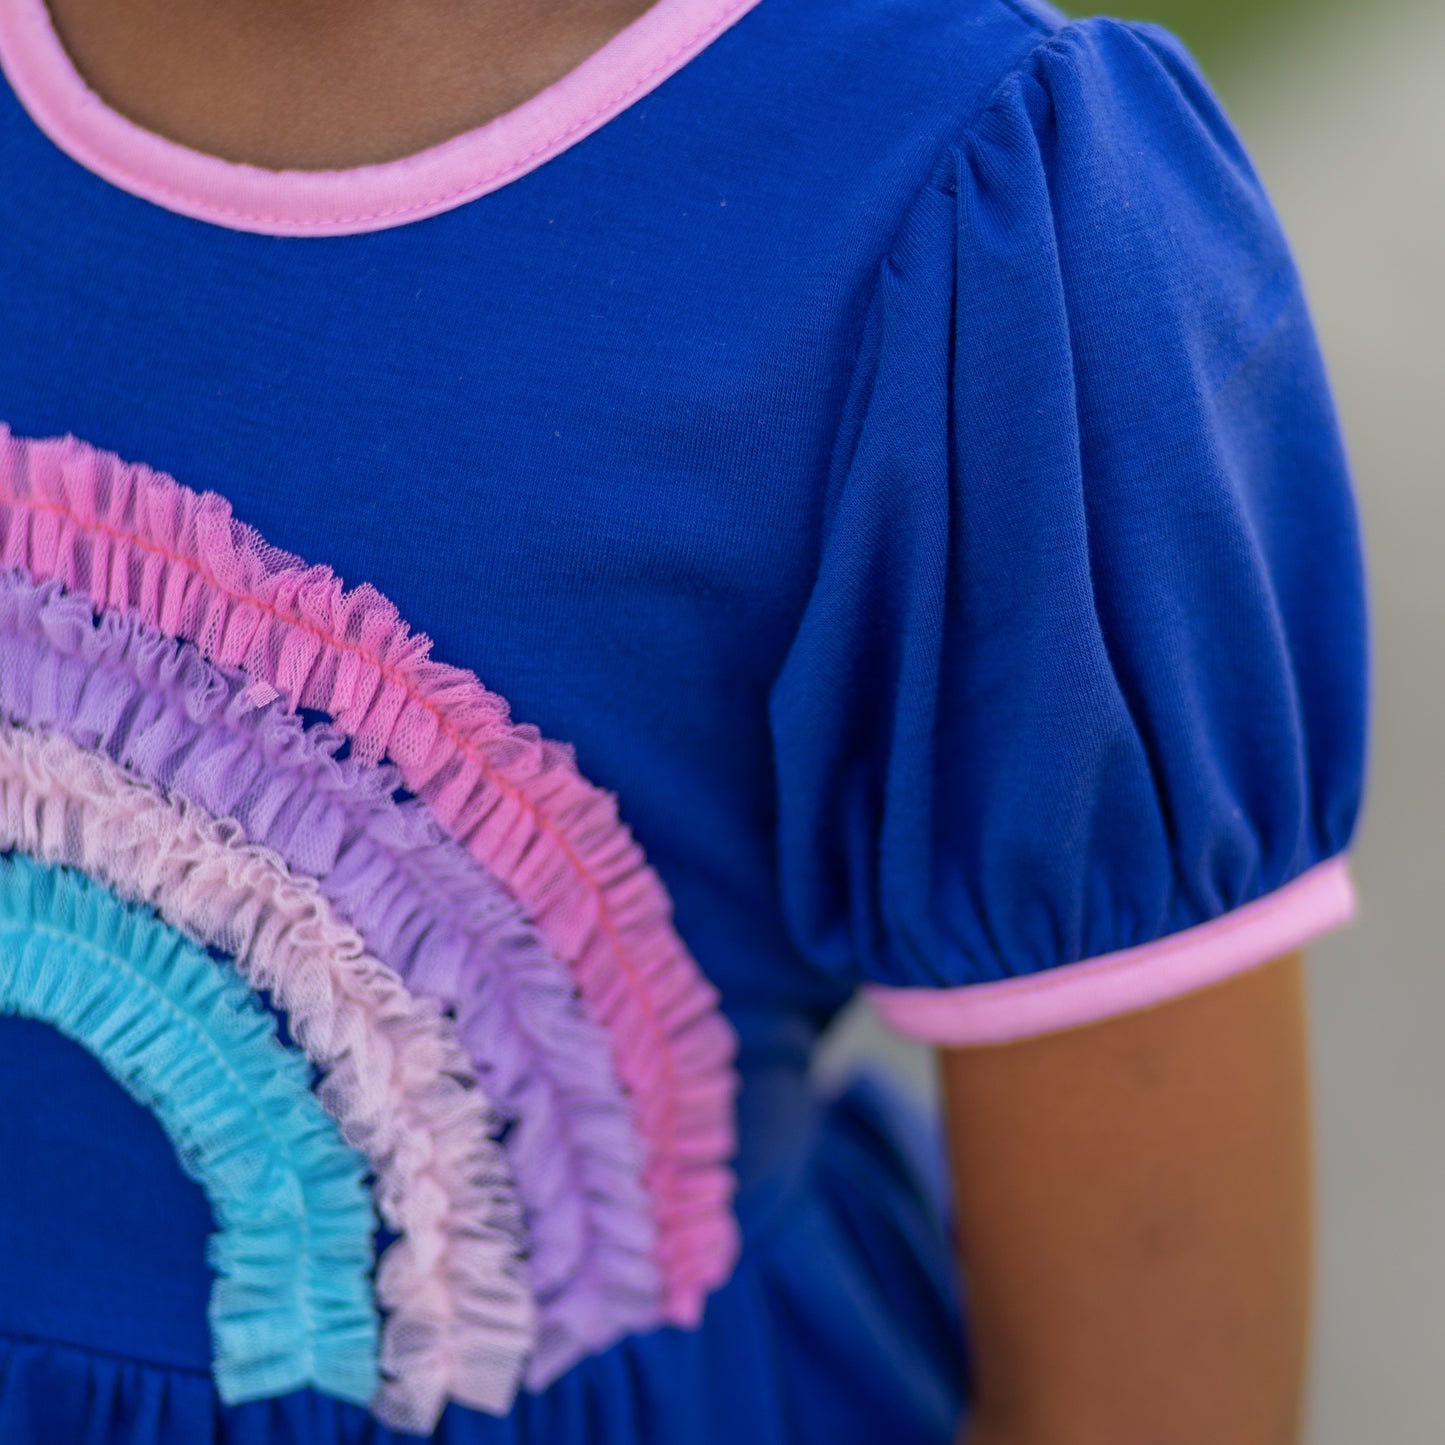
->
769, 18, 1368, 1045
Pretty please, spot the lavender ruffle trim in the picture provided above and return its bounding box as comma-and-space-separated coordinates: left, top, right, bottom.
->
0, 722, 534, 1431
0, 571, 660, 1386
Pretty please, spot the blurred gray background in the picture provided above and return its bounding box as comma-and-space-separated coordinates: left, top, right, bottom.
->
815, 1, 1445, 1438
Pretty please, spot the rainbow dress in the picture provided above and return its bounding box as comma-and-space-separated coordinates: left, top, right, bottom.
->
0, 0, 1367, 1439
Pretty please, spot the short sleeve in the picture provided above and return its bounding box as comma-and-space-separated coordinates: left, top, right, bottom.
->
769, 17, 1368, 1045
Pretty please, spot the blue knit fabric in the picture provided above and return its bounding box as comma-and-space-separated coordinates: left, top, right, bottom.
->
770, 19, 1367, 990
0, 0, 1366, 1439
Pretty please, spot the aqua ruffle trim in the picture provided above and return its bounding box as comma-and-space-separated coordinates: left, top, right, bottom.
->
0, 853, 380, 1405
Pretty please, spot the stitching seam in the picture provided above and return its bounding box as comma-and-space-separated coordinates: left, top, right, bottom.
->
8, 491, 682, 1217
874, 858, 1349, 1001
43, 0, 758, 228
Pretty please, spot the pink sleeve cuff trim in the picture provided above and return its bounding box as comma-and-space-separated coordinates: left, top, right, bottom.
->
865, 856, 1356, 1046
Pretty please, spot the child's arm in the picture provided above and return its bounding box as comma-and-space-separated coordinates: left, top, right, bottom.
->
943, 952, 1312, 1445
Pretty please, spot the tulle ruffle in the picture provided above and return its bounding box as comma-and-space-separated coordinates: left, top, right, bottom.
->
0, 571, 658, 1386
0, 724, 535, 1431
0, 1078, 967, 1445
0, 855, 379, 1406
0, 429, 738, 1328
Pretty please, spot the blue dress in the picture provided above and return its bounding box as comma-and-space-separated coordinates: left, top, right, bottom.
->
0, 0, 1367, 1438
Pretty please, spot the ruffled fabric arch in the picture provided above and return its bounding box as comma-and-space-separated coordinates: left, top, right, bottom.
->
0, 722, 535, 1432
0, 570, 659, 1386
0, 853, 379, 1405
0, 427, 740, 1326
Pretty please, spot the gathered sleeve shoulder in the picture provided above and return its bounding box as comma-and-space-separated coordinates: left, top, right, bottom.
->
769, 17, 1368, 1045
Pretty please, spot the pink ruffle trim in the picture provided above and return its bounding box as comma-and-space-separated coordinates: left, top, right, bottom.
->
0, 569, 663, 1385
867, 856, 1357, 1046
0, 427, 740, 1325
0, 721, 535, 1432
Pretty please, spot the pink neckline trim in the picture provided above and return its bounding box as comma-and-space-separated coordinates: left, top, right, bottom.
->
866, 856, 1357, 1047
0, 0, 763, 235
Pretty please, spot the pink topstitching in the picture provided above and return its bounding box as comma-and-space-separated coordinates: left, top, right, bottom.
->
0, 427, 741, 1327
0, 0, 765, 232
10, 488, 685, 1170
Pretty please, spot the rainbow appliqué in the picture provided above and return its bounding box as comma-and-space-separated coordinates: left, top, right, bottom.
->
0, 427, 740, 1434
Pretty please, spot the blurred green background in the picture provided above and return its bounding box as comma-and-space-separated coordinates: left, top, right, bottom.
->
1062, 0, 1341, 75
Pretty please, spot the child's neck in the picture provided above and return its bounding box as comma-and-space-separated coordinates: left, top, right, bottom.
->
45, 0, 659, 170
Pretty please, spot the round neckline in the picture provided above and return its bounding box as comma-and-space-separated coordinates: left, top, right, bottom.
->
0, 0, 763, 236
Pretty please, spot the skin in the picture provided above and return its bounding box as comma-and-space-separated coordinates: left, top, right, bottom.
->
41, 4, 1317, 1436
944, 953, 1313, 1445
45, 0, 660, 169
